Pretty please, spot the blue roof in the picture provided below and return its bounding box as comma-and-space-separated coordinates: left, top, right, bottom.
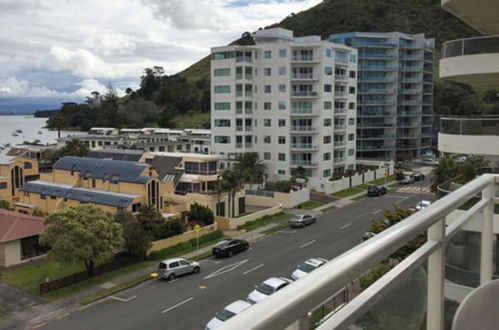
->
20, 181, 139, 208
53, 157, 151, 184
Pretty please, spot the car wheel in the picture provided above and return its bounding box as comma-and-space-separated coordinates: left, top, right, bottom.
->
193, 266, 200, 274
168, 273, 176, 281
312, 218, 316, 224
245, 243, 249, 250
228, 250, 233, 257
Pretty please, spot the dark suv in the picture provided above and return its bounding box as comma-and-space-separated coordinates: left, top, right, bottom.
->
212, 239, 249, 257
367, 185, 387, 197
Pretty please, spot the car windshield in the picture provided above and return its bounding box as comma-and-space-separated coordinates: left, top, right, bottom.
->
215, 240, 230, 247
290, 216, 303, 222
298, 262, 316, 273
158, 262, 167, 269
215, 309, 236, 322
256, 283, 276, 295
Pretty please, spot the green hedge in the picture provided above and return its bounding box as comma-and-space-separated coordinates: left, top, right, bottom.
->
236, 212, 291, 231
147, 230, 223, 260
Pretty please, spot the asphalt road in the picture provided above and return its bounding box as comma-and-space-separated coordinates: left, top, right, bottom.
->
39, 185, 433, 330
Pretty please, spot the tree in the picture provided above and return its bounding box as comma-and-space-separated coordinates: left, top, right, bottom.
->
115, 211, 151, 260
216, 169, 244, 218
136, 205, 164, 232
431, 157, 458, 191
233, 153, 267, 185
125, 87, 133, 95
58, 138, 89, 158
46, 113, 66, 138
158, 103, 176, 128
188, 203, 214, 226
101, 85, 120, 127
40, 205, 124, 275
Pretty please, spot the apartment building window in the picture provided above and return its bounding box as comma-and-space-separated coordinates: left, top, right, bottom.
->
278, 170, 285, 175
348, 118, 355, 125
264, 136, 271, 144
264, 85, 271, 93
323, 152, 331, 161
348, 133, 355, 141
264, 152, 271, 160
279, 49, 287, 58
324, 136, 331, 144
278, 84, 286, 92
349, 70, 356, 78
324, 119, 332, 127
40, 194, 46, 200
214, 102, 231, 111
348, 102, 355, 110
278, 153, 286, 161
349, 54, 357, 62
264, 102, 272, 110
324, 101, 332, 110
324, 84, 332, 92
264, 68, 272, 76
214, 85, 231, 93
264, 119, 271, 127
323, 169, 331, 178
325, 48, 333, 58
214, 136, 230, 144
214, 119, 231, 127
214, 68, 231, 77
324, 66, 333, 75
264, 50, 272, 59
278, 66, 286, 75
348, 149, 355, 156
278, 136, 286, 144
0, 182, 6, 189
278, 101, 286, 110
349, 86, 356, 94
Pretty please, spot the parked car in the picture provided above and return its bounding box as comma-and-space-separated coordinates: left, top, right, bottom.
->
367, 185, 387, 197
410, 173, 425, 181
291, 257, 328, 280
247, 277, 293, 304
415, 200, 431, 211
400, 176, 415, 185
205, 300, 252, 329
395, 171, 405, 181
362, 231, 377, 242
421, 158, 439, 166
157, 258, 200, 280
288, 214, 316, 228
212, 239, 249, 258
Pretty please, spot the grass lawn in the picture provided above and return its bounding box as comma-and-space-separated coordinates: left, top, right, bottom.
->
260, 223, 289, 235
309, 305, 333, 329
237, 212, 292, 231
296, 200, 323, 209
0, 311, 4, 320
171, 111, 210, 128
321, 205, 337, 213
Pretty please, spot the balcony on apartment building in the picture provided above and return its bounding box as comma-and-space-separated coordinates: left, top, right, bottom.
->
442, 0, 499, 35
334, 74, 349, 82
289, 160, 318, 167
292, 55, 319, 63
439, 117, 499, 156
358, 64, 397, 71
291, 73, 319, 81
290, 107, 318, 116
291, 91, 319, 98
400, 64, 424, 72
333, 124, 347, 131
357, 133, 396, 140
334, 90, 348, 98
440, 36, 499, 87
290, 143, 318, 151
358, 53, 397, 60
235, 56, 252, 63
235, 126, 253, 132
358, 76, 396, 83
400, 54, 424, 61
358, 88, 395, 94
334, 108, 347, 115
333, 156, 346, 164
290, 126, 318, 133
333, 141, 347, 148
400, 77, 423, 83
351, 40, 398, 48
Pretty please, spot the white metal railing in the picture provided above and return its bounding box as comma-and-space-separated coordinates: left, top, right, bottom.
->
218, 174, 497, 330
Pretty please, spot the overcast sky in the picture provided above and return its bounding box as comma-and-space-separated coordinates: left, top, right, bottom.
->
0, 0, 321, 103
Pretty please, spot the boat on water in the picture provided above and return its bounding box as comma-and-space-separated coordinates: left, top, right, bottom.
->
16, 129, 23, 133
38, 130, 43, 135
12, 132, 18, 137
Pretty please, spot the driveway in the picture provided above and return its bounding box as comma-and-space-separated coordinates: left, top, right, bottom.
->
310, 191, 338, 204
0, 282, 43, 315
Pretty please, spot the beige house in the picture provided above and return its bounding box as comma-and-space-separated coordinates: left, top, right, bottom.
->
0, 155, 39, 207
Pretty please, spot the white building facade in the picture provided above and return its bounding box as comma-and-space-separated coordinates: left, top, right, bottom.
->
211, 28, 358, 190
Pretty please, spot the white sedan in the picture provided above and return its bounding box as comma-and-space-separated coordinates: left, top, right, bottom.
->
291, 257, 328, 280
205, 300, 252, 329
247, 277, 293, 304
415, 200, 431, 211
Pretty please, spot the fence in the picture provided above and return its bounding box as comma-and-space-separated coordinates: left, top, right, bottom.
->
40, 258, 134, 295
216, 205, 283, 230
148, 224, 217, 253
245, 188, 310, 208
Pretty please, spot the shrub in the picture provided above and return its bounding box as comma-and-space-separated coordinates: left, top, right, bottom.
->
359, 262, 393, 290
187, 203, 214, 226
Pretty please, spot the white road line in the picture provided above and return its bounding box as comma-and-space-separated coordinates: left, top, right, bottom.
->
161, 297, 194, 314
395, 196, 409, 205
169, 279, 178, 283
243, 264, 264, 275
203, 259, 249, 280
299, 240, 316, 249
110, 295, 137, 302
372, 209, 382, 215
339, 223, 352, 230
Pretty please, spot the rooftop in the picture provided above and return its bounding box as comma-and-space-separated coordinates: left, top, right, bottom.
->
0, 209, 45, 242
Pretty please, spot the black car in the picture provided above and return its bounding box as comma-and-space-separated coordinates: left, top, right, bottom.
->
367, 185, 387, 197
410, 173, 425, 181
212, 239, 249, 258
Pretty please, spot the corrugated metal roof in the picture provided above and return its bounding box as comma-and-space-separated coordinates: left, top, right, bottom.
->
53, 157, 151, 184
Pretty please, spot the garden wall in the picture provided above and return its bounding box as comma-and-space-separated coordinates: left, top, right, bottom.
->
148, 224, 217, 253
245, 188, 309, 208
215, 205, 283, 230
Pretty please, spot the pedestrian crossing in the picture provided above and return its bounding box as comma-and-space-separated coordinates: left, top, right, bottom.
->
396, 185, 432, 194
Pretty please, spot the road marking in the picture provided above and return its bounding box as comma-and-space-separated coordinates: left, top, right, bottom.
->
277, 229, 296, 234
199, 285, 206, 289
57, 313, 70, 319
243, 264, 264, 275
372, 209, 382, 215
161, 297, 194, 314
395, 197, 409, 205
201, 259, 222, 264
299, 240, 316, 249
340, 223, 352, 230
78, 304, 93, 311
169, 279, 177, 284
32, 323, 46, 329
110, 295, 137, 302
203, 259, 249, 280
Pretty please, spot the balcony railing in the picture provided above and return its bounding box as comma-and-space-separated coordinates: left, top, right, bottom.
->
291, 108, 314, 115
442, 36, 499, 58
217, 173, 499, 330
292, 56, 316, 62
291, 126, 317, 132
333, 157, 346, 163
440, 117, 499, 136
359, 89, 394, 94
334, 108, 347, 114
290, 160, 318, 167
334, 91, 348, 98
290, 143, 317, 150
335, 75, 348, 81
291, 91, 318, 98
292, 73, 315, 80
334, 124, 347, 130
235, 56, 252, 63
333, 141, 346, 147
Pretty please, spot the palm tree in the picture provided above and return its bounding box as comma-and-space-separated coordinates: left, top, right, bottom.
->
233, 152, 267, 186
216, 169, 244, 218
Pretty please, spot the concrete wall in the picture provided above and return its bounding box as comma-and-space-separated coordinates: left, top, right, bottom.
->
245, 188, 309, 208
439, 133, 499, 157
216, 205, 283, 230
148, 224, 217, 254
0, 240, 20, 267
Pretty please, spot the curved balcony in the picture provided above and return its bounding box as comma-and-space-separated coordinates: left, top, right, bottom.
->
440, 36, 499, 87
438, 117, 499, 156
442, 0, 499, 34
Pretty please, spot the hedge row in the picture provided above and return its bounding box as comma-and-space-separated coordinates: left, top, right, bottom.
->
148, 230, 224, 260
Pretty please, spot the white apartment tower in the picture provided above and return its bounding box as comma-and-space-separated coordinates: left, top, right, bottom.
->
210, 28, 358, 189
